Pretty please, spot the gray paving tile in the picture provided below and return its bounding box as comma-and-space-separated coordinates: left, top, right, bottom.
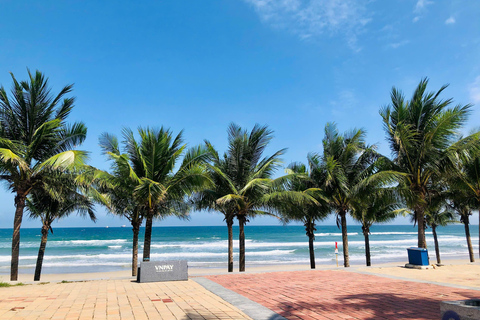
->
193, 277, 287, 320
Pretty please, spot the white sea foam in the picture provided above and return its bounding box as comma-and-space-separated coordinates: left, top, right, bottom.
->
370, 231, 433, 235
149, 249, 294, 259
247, 242, 305, 249
248, 249, 295, 256
149, 240, 305, 250
0, 249, 297, 266
27, 239, 129, 248
315, 232, 358, 237
108, 245, 122, 249
66, 239, 128, 245
0, 255, 38, 262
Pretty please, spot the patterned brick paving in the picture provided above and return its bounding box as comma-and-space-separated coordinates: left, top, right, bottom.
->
0, 279, 251, 319
206, 270, 480, 320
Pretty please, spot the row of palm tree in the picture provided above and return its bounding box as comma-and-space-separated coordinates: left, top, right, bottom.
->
93, 128, 211, 275
1, 70, 479, 281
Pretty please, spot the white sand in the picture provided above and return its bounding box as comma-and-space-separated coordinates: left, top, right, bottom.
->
2, 257, 479, 287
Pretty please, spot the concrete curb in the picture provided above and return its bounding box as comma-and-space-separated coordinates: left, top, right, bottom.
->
193, 277, 287, 320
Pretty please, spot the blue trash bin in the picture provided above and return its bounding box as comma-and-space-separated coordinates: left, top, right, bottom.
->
407, 247, 429, 265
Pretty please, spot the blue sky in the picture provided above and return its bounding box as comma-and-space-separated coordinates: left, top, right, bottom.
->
0, 0, 479, 228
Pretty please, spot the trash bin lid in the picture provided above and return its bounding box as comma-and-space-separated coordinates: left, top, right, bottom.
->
407, 247, 428, 252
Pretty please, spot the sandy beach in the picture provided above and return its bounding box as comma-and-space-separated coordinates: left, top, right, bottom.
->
354, 260, 480, 289
1, 257, 478, 285
0, 263, 333, 284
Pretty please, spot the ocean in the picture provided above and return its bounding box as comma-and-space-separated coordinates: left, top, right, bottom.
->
0, 224, 478, 275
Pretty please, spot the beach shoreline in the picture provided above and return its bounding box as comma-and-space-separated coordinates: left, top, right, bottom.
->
2, 257, 478, 285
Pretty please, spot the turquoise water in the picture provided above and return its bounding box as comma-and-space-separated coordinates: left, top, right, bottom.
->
0, 224, 477, 275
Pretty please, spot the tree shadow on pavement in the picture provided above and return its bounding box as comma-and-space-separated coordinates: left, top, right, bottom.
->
264, 290, 479, 320
180, 311, 286, 320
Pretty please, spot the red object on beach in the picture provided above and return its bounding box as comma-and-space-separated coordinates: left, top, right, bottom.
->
335, 242, 337, 250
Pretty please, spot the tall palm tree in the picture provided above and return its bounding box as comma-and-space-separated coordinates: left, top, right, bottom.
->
319, 122, 378, 267
192, 142, 237, 272
448, 154, 480, 258
273, 162, 330, 269
27, 173, 96, 281
380, 78, 476, 249
214, 123, 285, 272
425, 205, 456, 265
102, 127, 210, 262
95, 133, 145, 276
448, 193, 475, 262
0, 70, 88, 281
351, 187, 402, 266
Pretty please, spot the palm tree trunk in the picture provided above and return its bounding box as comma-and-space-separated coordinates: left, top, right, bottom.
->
227, 217, 234, 272
11, 191, 27, 281
34, 224, 49, 281
463, 215, 475, 262
417, 208, 427, 248
362, 225, 371, 267
143, 214, 153, 261
340, 211, 350, 268
432, 225, 441, 265
132, 221, 140, 276
305, 219, 316, 269
308, 234, 315, 269
238, 215, 246, 272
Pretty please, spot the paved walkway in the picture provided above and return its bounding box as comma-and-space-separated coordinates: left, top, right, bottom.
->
205, 270, 480, 320
2, 266, 480, 320
0, 279, 251, 320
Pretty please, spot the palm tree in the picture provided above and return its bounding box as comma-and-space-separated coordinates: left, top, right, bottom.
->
448, 154, 480, 258
351, 187, 402, 266
27, 173, 96, 281
273, 162, 330, 269
0, 70, 88, 281
425, 205, 456, 265
191, 142, 237, 272
213, 123, 285, 272
319, 122, 378, 267
448, 193, 475, 262
102, 127, 210, 262
380, 78, 475, 249
95, 133, 145, 276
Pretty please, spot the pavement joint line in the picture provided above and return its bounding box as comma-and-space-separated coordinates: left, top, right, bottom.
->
345, 269, 480, 291
193, 277, 287, 320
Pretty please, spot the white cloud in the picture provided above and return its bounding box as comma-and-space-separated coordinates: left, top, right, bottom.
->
414, 0, 433, 14
244, 0, 371, 50
470, 76, 480, 104
412, 0, 433, 22
445, 16, 456, 25
390, 40, 410, 49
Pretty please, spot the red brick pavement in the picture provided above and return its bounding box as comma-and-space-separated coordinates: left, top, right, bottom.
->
205, 270, 480, 320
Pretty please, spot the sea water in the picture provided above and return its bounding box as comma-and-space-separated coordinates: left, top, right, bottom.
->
0, 224, 477, 275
